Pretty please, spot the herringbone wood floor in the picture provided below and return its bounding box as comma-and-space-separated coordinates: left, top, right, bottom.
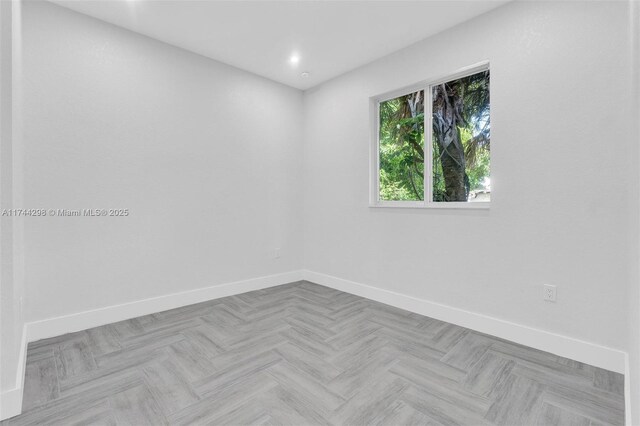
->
3, 281, 625, 425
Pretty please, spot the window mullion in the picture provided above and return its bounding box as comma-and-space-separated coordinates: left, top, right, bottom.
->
425, 86, 433, 205
375, 101, 381, 204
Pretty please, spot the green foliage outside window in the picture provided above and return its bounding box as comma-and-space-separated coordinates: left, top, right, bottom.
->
379, 90, 425, 201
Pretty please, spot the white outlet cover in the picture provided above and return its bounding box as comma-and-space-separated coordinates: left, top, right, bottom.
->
543, 284, 557, 302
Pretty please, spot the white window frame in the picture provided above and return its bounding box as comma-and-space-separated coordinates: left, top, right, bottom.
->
369, 62, 490, 209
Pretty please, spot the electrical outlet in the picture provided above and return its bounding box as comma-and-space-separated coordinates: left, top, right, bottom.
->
543, 284, 557, 302
273, 248, 281, 259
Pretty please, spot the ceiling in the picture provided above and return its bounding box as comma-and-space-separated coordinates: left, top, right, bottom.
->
50, 0, 509, 90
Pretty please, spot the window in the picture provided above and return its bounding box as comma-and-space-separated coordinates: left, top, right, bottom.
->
372, 64, 490, 208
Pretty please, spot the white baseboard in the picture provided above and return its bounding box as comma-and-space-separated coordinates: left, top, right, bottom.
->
0, 325, 28, 421
26, 270, 304, 342
0, 387, 23, 421
303, 270, 627, 374
0, 270, 304, 421
625, 354, 633, 426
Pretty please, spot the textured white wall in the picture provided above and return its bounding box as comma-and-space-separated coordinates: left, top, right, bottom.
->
303, 0, 634, 352
629, 0, 640, 421
21, 1, 304, 322
0, 0, 21, 398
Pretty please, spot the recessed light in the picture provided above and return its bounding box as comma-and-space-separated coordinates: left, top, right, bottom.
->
301, 72, 310, 78
289, 55, 300, 65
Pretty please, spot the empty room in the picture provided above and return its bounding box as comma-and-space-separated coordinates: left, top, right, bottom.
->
0, 0, 639, 424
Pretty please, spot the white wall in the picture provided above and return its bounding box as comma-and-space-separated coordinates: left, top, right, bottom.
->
303, 0, 634, 354
20, 0, 304, 322
0, 0, 25, 416
629, 0, 640, 421
0, 0, 15, 394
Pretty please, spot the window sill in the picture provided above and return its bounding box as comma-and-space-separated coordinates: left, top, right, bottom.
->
369, 201, 490, 210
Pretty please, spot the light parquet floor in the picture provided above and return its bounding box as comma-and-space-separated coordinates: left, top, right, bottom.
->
2, 281, 625, 425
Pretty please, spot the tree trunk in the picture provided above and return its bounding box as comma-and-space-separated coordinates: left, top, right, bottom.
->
432, 83, 468, 201
437, 131, 467, 201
